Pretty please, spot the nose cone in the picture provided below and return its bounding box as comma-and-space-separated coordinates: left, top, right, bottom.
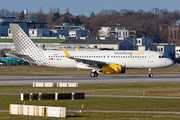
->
166, 59, 174, 67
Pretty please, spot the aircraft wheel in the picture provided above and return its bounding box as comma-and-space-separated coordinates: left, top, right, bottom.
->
149, 73, 153, 77
94, 72, 98, 77
90, 72, 95, 77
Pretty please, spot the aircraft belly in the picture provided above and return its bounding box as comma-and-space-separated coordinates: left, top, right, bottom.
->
49, 59, 76, 68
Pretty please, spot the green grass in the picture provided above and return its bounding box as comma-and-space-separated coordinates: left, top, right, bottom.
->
0, 39, 67, 43
1, 112, 180, 120
0, 65, 180, 76
2, 83, 180, 119
0, 39, 13, 43
1, 95, 180, 111
1, 83, 180, 96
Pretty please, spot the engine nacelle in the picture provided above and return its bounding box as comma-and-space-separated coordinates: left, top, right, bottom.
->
101, 64, 125, 74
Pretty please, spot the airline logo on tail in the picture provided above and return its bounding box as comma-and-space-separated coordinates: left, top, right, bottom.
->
10, 24, 54, 67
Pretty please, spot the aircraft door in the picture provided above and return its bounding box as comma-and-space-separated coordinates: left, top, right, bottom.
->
148, 52, 153, 62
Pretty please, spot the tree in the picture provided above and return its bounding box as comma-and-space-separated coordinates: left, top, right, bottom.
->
38, 7, 43, 14
74, 16, 81, 25
63, 15, 69, 23
89, 11, 95, 17
18, 11, 24, 21
52, 12, 60, 22
49, 7, 53, 16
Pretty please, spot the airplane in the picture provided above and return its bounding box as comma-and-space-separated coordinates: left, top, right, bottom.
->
7, 24, 174, 77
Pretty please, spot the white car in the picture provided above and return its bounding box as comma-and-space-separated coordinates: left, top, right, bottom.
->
0, 61, 5, 66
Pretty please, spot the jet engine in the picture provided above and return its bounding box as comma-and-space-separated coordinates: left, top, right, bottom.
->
100, 64, 125, 74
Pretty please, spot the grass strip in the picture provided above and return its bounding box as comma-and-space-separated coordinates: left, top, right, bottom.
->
0, 39, 67, 43
1, 112, 180, 120
1, 83, 180, 97
1, 95, 180, 112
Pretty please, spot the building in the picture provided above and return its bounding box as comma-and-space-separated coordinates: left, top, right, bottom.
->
136, 38, 152, 46
98, 23, 136, 39
168, 20, 180, 45
24, 15, 38, 22
50, 29, 69, 37
54, 23, 85, 30
175, 46, 180, 58
69, 30, 89, 37
29, 29, 50, 37
157, 45, 175, 60
60, 39, 135, 50
8, 22, 47, 37
0, 17, 15, 36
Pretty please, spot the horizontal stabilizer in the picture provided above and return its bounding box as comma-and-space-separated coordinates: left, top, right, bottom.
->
6, 52, 29, 60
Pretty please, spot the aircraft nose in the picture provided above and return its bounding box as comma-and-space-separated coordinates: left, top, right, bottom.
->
166, 59, 174, 66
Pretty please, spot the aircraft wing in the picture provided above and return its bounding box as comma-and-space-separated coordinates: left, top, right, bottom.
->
69, 57, 108, 68
62, 47, 110, 68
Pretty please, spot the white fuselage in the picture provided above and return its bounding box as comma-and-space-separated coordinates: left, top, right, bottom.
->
42, 50, 173, 69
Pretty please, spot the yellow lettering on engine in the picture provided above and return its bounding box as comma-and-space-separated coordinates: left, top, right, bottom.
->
133, 52, 144, 55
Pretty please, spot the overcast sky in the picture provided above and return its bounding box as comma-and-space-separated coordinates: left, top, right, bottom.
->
0, 0, 180, 16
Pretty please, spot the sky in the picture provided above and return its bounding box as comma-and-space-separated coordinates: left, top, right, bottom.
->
0, 0, 180, 16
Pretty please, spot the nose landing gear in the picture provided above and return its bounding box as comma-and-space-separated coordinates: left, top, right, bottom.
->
148, 68, 153, 77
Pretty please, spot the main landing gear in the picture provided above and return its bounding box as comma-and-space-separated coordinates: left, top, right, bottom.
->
90, 72, 98, 77
148, 68, 153, 77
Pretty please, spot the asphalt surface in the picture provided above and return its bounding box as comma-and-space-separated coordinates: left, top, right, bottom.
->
0, 74, 180, 85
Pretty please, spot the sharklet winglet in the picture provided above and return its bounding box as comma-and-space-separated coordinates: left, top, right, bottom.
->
62, 47, 71, 58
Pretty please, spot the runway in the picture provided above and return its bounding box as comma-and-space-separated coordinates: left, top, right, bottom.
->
0, 74, 180, 85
